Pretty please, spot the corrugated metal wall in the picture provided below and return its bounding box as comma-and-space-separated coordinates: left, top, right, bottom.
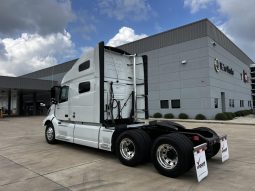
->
21, 59, 77, 79
0, 76, 57, 90
119, 19, 254, 66
206, 21, 253, 66
119, 20, 207, 54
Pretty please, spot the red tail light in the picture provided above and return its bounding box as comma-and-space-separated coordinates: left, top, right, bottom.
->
192, 135, 200, 141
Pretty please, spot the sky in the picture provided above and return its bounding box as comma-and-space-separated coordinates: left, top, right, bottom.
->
0, 0, 255, 76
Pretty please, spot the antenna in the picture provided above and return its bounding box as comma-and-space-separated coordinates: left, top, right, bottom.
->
51, 63, 54, 87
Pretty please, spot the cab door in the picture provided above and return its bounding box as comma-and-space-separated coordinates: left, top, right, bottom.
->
55, 85, 74, 142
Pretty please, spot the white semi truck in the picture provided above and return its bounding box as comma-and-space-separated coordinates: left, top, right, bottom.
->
43, 42, 224, 178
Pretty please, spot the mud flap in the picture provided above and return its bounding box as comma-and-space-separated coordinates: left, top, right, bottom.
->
220, 135, 229, 162
193, 143, 208, 182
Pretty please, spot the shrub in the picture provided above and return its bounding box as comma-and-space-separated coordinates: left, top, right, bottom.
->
249, 109, 254, 114
235, 109, 253, 117
234, 110, 243, 117
223, 112, 235, 120
179, 113, 189, 119
244, 109, 253, 115
164, 113, 174, 119
215, 113, 228, 120
195, 114, 206, 120
230, 112, 236, 119
153, 112, 162, 118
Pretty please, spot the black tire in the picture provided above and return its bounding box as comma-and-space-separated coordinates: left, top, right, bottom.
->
194, 127, 220, 159
136, 129, 152, 162
45, 123, 57, 144
151, 133, 193, 178
116, 129, 150, 166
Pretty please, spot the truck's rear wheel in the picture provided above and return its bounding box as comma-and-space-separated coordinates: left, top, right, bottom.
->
151, 133, 193, 178
116, 129, 150, 166
194, 127, 220, 159
45, 123, 57, 144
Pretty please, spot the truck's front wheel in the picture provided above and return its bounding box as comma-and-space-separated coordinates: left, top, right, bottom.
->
151, 133, 193, 178
116, 130, 150, 166
45, 123, 57, 144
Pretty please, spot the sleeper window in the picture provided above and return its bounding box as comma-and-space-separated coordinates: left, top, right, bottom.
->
79, 61, 90, 72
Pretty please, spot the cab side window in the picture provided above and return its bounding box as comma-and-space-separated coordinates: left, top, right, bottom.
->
79, 82, 90, 94
59, 86, 69, 103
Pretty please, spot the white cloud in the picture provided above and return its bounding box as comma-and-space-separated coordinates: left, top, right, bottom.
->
0, 31, 76, 76
98, 0, 152, 21
184, 0, 255, 61
184, 0, 213, 13
0, 0, 75, 35
80, 46, 94, 55
215, 0, 255, 61
107, 27, 147, 47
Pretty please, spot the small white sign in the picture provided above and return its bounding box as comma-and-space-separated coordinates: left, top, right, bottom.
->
193, 143, 208, 182
220, 135, 229, 162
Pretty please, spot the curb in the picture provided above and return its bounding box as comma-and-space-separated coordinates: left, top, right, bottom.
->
149, 118, 255, 126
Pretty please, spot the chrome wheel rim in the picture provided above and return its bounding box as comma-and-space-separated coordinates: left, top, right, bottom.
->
46, 127, 54, 141
120, 138, 135, 160
157, 144, 178, 169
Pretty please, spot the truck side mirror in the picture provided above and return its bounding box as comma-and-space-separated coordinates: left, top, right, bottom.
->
51, 86, 60, 104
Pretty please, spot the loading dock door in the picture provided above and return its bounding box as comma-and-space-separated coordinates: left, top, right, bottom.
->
221, 92, 226, 112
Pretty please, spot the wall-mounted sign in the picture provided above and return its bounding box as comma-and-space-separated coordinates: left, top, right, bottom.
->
214, 59, 234, 75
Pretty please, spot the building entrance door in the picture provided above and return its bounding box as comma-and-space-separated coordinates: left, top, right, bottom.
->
221, 92, 226, 112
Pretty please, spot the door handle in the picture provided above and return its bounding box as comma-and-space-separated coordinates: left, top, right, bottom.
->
65, 114, 68, 117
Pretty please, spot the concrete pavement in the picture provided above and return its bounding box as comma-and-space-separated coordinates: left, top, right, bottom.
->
0, 116, 255, 191
150, 114, 255, 125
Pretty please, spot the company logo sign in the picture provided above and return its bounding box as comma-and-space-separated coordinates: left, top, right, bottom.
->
196, 157, 206, 169
243, 70, 248, 83
221, 142, 228, 153
220, 136, 229, 163
214, 59, 234, 75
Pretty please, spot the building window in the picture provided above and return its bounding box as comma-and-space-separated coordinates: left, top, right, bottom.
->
229, 99, 234, 108
79, 60, 90, 72
248, 101, 252, 107
79, 82, 90, 93
160, 100, 169, 109
214, 98, 218, 108
240, 100, 244, 107
59, 86, 69, 103
171, 99, 181, 109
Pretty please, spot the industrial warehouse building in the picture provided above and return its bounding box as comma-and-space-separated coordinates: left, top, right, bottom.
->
0, 19, 253, 119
